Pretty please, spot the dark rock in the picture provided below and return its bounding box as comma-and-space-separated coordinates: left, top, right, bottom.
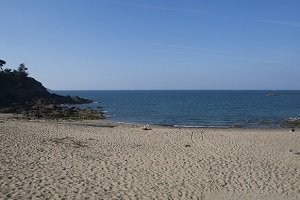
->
281, 118, 300, 128
0, 69, 93, 108
0, 67, 104, 120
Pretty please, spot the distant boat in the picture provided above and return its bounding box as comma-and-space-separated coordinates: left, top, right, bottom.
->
265, 92, 278, 96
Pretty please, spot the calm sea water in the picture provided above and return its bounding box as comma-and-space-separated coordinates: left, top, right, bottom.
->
55, 90, 300, 128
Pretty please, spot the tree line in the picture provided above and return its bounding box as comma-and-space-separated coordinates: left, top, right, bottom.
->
0, 59, 28, 77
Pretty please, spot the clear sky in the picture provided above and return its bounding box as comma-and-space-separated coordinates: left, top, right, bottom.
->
1, 0, 300, 90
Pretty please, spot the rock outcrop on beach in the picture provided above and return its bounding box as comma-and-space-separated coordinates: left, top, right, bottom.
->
281, 118, 300, 128
0, 62, 104, 120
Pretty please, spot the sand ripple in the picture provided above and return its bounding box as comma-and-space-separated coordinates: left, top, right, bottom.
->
1, 120, 299, 199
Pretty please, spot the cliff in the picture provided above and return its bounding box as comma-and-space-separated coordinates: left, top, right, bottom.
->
0, 65, 103, 120
0, 70, 92, 107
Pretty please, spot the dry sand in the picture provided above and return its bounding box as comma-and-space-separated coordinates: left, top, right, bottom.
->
0, 118, 299, 199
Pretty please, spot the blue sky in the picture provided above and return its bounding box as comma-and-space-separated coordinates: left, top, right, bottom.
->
1, 0, 300, 90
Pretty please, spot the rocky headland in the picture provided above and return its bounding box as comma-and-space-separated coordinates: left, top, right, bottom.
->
0, 62, 104, 120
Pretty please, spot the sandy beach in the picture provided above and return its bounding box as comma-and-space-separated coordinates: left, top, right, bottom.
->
0, 117, 299, 199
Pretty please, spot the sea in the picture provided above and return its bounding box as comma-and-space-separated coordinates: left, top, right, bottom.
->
54, 90, 300, 128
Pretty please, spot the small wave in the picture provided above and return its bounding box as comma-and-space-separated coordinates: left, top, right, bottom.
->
117, 121, 140, 125
93, 101, 98, 104
288, 117, 300, 121
173, 125, 230, 128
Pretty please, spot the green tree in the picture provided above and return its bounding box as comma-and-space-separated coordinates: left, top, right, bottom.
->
17, 63, 28, 76
0, 59, 6, 71
3, 68, 12, 73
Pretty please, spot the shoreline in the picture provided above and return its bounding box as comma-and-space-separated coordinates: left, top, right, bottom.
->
0, 113, 296, 130
54, 90, 300, 129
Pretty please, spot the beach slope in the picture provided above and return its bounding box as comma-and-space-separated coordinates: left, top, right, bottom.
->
0, 119, 299, 199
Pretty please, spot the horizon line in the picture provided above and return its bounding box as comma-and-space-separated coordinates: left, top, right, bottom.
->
51, 89, 299, 91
